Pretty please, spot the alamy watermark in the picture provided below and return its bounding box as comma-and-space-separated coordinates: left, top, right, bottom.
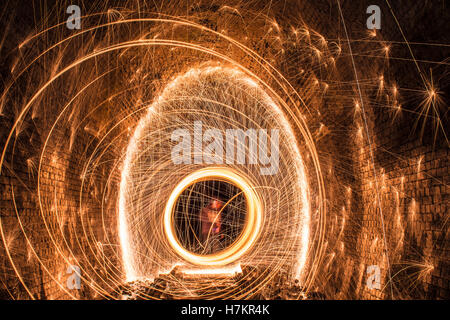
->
66, 5, 81, 30
366, 5, 381, 30
67, 264, 81, 289
366, 265, 381, 290
171, 121, 279, 175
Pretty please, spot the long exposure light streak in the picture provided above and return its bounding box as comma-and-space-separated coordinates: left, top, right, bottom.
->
0, 0, 447, 300
118, 65, 312, 293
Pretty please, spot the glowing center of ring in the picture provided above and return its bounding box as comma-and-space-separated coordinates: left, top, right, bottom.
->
164, 167, 262, 266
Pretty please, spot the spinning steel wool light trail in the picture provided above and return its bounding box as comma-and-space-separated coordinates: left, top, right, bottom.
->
0, 5, 322, 299
0, 0, 447, 300
118, 66, 311, 286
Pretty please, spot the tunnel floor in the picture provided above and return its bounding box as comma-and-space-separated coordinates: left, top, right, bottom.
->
116, 266, 326, 300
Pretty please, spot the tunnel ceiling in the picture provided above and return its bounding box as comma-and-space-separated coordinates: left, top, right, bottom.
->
0, 0, 448, 300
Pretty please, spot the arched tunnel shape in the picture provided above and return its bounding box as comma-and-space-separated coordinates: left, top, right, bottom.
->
1, 0, 447, 301
119, 65, 311, 284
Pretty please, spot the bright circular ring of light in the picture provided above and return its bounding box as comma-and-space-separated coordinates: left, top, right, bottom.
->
164, 167, 262, 266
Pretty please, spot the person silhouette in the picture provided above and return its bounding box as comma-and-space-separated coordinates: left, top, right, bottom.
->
199, 198, 223, 253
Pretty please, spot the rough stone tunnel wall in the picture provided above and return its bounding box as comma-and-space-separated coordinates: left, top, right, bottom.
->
0, 0, 448, 299
339, 0, 448, 300
0, 0, 120, 299
271, 0, 449, 300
